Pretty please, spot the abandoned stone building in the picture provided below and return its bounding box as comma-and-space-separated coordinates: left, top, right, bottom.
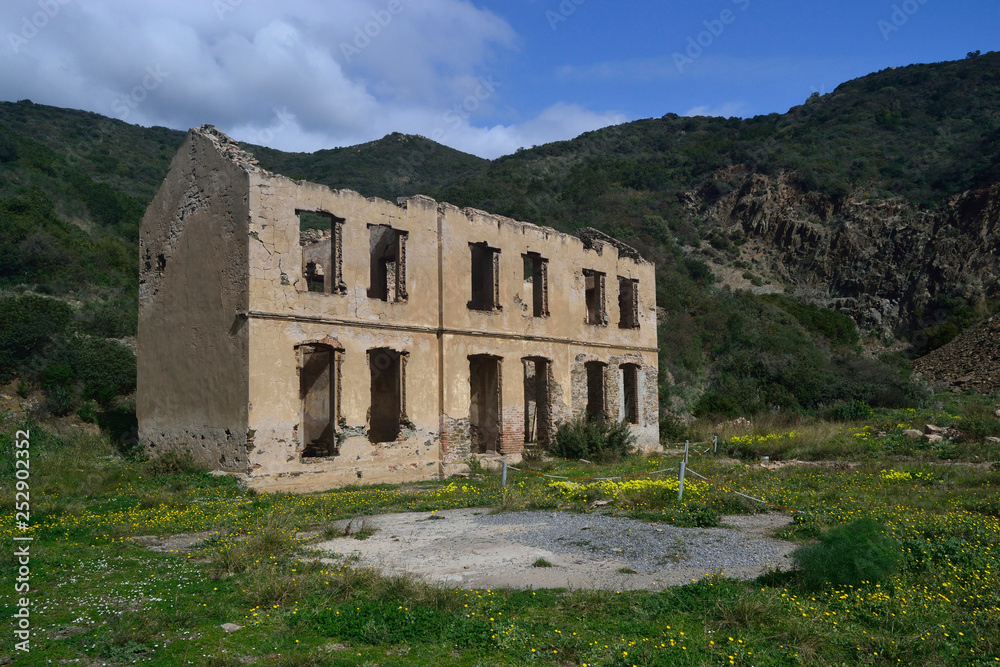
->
138, 126, 659, 490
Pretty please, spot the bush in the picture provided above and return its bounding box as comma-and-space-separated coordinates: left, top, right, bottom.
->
66, 337, 136, 403
960, 416, 1000, 439
692, 390, 743, 419
45, 384, 75, 416
97, 401, 140, 459
659, 412, 689, 444
77, 400, 98, 424
957, 402, 1000, 439
78, 298, 138, 338
550, 416, 636, 463
791, 518, 900, 589
0, 295, 72, 380
827, 399, 875, 422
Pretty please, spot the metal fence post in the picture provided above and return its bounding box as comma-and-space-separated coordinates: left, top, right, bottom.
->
713, 435, 718, 453
684, 440, 690, 464
501, 460, 508, 488
678, 460, 686, 501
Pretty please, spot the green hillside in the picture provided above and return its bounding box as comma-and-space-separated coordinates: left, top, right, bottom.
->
432, 51, 1000, 225
249, 132, 488, 202
2, 52, 998, 430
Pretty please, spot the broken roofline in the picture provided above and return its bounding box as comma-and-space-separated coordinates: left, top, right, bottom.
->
193, 124, 651, 265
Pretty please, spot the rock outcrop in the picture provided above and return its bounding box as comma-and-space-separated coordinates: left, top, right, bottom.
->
685, 168, 1000, 340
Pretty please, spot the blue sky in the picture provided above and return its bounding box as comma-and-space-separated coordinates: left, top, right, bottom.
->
1, 0, 997, 158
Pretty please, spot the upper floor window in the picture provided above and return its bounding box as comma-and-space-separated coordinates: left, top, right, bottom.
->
583, 269, 606, 325
469, 242, 501, 311
299, 210, 345, 295
523, 252, 549, 317
618, 277, 639, 329
368, 225, 408, 302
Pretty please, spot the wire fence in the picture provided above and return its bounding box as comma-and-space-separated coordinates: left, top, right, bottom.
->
495, 436, 802, 514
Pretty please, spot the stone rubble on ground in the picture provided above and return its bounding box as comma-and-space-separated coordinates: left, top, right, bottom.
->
913, 315, 1000, 394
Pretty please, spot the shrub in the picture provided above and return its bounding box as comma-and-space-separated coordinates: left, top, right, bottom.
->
76, 400, 98, 424
549, 416, 636, 463
659, 412, 689, 444
827, 399, 875, 421
791, 518, 900, 589
67, 337, 136, 403
957, 401, 1000, 439
97, 401, 140, 458
78, 299, 138, 338
44, 384, 75, 416
692, 390, 743, 419
960, 416, 1000, 439
0, 295, 72, 380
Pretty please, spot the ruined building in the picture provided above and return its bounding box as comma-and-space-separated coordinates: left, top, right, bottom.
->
138, 126, 659, 490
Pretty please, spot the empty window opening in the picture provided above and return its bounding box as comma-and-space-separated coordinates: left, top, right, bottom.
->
305, 262, 325, 293
523, 253, 549, 317
585, 361, 607, 420
369, 348, 405, 443
584, 270, 606, 325
469, 243, 500, 311
523, 357, 552, 447
469, 355, 502, 453
368, 225, 408, 302
298, 210, 346, 294
299, 344, 340, 457
622, 364, 640, 425
618, 277, 639, 329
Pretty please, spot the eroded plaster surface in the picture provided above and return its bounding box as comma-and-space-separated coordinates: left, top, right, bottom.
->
139, 126, 659, 491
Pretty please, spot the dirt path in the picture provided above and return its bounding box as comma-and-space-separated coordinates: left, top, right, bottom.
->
310, 509, 796, 591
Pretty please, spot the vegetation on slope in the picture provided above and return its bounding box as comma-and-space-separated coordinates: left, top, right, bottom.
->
432, 51, 1000, 223
2, 52, 999, 423
249, 132, 488, 202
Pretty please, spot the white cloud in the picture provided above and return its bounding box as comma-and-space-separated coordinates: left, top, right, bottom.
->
419, 103, 627, 159
684, 101, 746, 118
0, 0, 623, 159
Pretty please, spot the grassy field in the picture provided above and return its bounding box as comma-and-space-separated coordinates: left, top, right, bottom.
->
2, 397, 999, 666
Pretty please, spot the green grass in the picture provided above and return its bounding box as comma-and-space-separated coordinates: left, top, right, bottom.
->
2, 405, 999, 665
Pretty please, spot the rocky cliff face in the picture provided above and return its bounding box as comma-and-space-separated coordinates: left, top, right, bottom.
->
686, 167, 1000, 339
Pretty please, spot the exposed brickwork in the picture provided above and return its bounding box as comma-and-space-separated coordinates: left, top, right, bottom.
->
607, 352, 645, 424
569, 352, 657, 428
440, 415, 471, 463
606, 362, 621, 422
570, 354, 591, 420
548, 364, 572, 428
643, 365, 659, 425
500, 406, 525, 455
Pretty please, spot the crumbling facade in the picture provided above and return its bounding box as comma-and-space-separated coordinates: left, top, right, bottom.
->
138, 126, 658, 491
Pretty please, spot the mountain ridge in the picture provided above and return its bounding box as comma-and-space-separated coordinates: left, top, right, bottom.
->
2, 52, 999, 419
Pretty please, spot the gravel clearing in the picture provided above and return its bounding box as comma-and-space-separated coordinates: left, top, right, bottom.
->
311, 508, 797, 590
